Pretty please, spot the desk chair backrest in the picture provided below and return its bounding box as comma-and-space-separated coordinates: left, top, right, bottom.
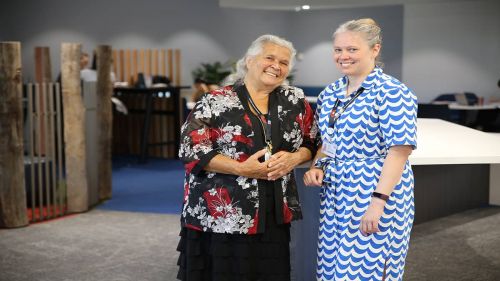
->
434, 92, 478, 105
417, 103, 451, 121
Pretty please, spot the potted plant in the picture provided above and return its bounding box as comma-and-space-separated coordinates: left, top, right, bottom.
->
191, 61, 233, 86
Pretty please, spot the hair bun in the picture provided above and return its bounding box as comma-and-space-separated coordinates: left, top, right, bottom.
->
358, 18, 379, 27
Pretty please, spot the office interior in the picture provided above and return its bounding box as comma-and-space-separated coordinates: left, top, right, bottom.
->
1, 0, 500, 280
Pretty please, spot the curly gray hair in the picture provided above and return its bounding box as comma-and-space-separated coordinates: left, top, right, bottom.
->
223, 34, 296, 86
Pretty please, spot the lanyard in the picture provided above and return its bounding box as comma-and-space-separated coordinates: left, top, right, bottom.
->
246, 93, 273, 153
328, 87, 365, 127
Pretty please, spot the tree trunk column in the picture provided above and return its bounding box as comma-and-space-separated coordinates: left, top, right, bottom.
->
0, 41, 29, 228
96, 45, 113, 200
61, 43, 88, 213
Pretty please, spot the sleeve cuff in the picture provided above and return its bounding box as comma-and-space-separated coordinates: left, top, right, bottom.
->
191, 150, 219, 175
313, 157, 330, 169
300, 142, 316, 158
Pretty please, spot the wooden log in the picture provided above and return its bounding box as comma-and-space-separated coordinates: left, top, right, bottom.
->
0, 41, 29, 228
96, 45, 113, 200
61, 43, 88, 213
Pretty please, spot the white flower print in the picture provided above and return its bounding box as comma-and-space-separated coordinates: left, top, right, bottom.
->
281, 86, 304, 105
281, 174, 291, 193
237, 176, 250, 189
283, 123, 303, 150
197, 190, 255, 234
210, 93, 243, 117
180, 85, 312, 233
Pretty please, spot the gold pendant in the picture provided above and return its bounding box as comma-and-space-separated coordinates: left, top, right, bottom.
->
265, 143, 272, 161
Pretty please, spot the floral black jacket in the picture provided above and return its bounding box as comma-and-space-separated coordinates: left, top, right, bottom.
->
178, 83, 317, 234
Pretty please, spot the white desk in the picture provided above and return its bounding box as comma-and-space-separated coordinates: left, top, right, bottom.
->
411, 118, 500, 206
410, 118, 500, 165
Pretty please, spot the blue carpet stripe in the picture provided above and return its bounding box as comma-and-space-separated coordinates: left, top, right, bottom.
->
97, 157, 184, 214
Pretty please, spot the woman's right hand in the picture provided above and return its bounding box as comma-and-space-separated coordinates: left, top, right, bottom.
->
237, 149, 270, 179
303, 168, 324, 186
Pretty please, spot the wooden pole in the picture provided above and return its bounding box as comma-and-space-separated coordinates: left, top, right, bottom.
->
167, 49, 173, 82
61, 43, 88, 213
119, 49, 125, 82
175, 49, 181, 86
34, 46, 52, 83
112, 50, 118, 81
34, 47, 52, 155
0, 41, 29, 228
96, 45, 113, 200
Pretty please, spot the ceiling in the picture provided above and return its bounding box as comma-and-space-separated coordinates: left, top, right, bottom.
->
219, 0, 474, 11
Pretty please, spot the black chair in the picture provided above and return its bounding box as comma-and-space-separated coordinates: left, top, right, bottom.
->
417, 103, 452, 121
433, 92, 478, 105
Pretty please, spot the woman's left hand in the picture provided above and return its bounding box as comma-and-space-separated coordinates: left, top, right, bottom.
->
359, 198, 386, 236
266, 151, 299, 181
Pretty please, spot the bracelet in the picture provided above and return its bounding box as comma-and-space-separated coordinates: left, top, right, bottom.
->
371, 192, 389, 202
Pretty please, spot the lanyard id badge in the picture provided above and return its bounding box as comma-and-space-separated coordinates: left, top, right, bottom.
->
322, 137, 337, 158
247, 91, 272, 161
328, 86, 365, 128
324, 86, 365, 157
264, 143, 272, 161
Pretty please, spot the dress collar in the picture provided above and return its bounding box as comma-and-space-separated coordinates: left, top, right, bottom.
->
338, 67, 382, 96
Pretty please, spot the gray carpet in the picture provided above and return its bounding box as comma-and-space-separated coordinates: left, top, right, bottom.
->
1, 207, 499, 281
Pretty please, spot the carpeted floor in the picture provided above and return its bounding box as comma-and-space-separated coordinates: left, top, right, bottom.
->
97, 156, 184, 214
1, 157, 500, 281
1, 207, 499, 281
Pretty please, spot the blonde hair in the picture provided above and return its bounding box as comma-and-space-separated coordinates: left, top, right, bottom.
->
333, 18, 383, 67
223, 34, 296, 86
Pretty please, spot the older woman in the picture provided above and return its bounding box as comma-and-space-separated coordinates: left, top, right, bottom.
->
304, 18, 417, 280
176, 34, 316, 281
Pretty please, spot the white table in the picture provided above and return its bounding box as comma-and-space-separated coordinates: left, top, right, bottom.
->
410, 118, 500, 206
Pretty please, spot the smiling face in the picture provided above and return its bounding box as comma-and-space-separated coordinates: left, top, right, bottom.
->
245, 42, 292, 90
333, 31, 380, 80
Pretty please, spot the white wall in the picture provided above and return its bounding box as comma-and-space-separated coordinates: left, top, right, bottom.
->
288, 5, 403, 87
1, 0, 290, 86
403, 0, 500, 102
1, 0, 498, 103
0, 1, 402, 87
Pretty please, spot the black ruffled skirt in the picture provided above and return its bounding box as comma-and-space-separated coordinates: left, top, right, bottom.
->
176, 186, 291, 281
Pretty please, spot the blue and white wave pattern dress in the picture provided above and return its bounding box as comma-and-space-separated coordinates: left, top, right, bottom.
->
315, 67, 417, 281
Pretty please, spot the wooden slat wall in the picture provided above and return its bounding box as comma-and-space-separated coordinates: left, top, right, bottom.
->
34, 46, 53, 156
112, 48, 181, 159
